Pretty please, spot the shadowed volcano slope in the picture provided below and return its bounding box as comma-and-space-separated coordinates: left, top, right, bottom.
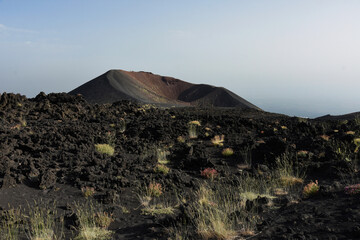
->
69, 69, 261, 109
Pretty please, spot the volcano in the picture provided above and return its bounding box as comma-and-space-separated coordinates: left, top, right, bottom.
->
69, 69, 260, 109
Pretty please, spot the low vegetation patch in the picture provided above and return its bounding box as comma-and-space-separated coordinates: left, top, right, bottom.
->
81, 186, 96, 198
303, 180, 320, 198
201, 168, 218, 180
276, 153, 305, 187
73, 201, 113, 240
354, 138, 360, 153
0, 201, 64, 240
190, 181, 260, 240
154, 164, 170, 175
141, 203, 175, 216
1, 207, 22, 240
157, 148, 170, 164
147, 182, 163, 197
94, 144, 115, 156
188, 121, 201, 139
26, 201, 61, 240
344, 183, 360, 195
177, 136, 185, 143
211, 135, 225, 146
221, 148, 234, 156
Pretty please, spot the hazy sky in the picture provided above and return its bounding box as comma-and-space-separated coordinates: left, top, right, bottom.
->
1, 0, 360, 117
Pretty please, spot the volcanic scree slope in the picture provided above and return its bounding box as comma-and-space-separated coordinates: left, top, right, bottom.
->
69, 69, 260, 109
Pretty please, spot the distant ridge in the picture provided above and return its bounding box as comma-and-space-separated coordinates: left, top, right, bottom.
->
69, 69, 261, 109
315, 112, 360, 121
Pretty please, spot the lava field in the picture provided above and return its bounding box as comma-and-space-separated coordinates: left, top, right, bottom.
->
1, 92, 360, 240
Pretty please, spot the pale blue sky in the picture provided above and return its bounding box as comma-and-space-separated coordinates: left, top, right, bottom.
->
1, 0, 360, 117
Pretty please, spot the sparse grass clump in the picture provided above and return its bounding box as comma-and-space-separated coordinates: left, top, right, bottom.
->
81, 186, 95, 199
193, 185, 236, 240
0, 201, 64, 240
355, 114, 360, 125
221, 148, 234, 157
94, 144, 114, 156
190, 183, 248, 240
147, 182, 163, 197
197, 184, 217, 208
196, 212, 236, 240
189, 120, 201, 126
157, 148, 170, 164
279, 176, 304, 186
276, 153, 304, 187
138, 183, 175, 216
354, 138, 360, 153
201, 168, 218, 180
1, 207, 22, 240
26, 200, 63, 240
319, 135, 330, 141
297, 150, 309, 158
211, 135, 225, 146
177, 136, 185, 143
141, 204, 175, 216
94, 212, 114, 229
169, 174, 277, 239
154, 164, 170, 175
118, 117, 126, 133
73, 201, 113, 240
188, 120, 201, 139
303, 180, 319, 198
237, 174, 276, 203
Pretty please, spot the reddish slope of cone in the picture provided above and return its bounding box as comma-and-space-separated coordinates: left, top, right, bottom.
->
69, 69, 261, 110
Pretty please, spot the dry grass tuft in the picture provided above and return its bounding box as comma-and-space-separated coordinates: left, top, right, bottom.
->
188, 121, 201, 139
147, 182, 163, 197
1, 207, 22, 240
276, 153, 305, 188
141, 204, 175, 216
154, 164, 170, 175
94, 144, 114, 156
73, 201, 113, 240
211, 135, 225, 146
81, 186, 95, 198
26, 201, 63, 240
221, 148, 234, 157
157, 148, 170, 164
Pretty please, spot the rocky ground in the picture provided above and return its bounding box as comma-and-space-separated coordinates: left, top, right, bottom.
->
0, 92, 360, 240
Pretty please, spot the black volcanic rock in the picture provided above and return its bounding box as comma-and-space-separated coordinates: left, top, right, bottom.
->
69, 69, 261, 109
1, 92, 360, 239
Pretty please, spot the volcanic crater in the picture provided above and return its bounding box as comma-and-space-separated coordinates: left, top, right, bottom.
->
69, 69, 260, 109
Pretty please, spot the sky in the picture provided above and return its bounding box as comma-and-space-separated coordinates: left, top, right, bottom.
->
1, 0, 360, 118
